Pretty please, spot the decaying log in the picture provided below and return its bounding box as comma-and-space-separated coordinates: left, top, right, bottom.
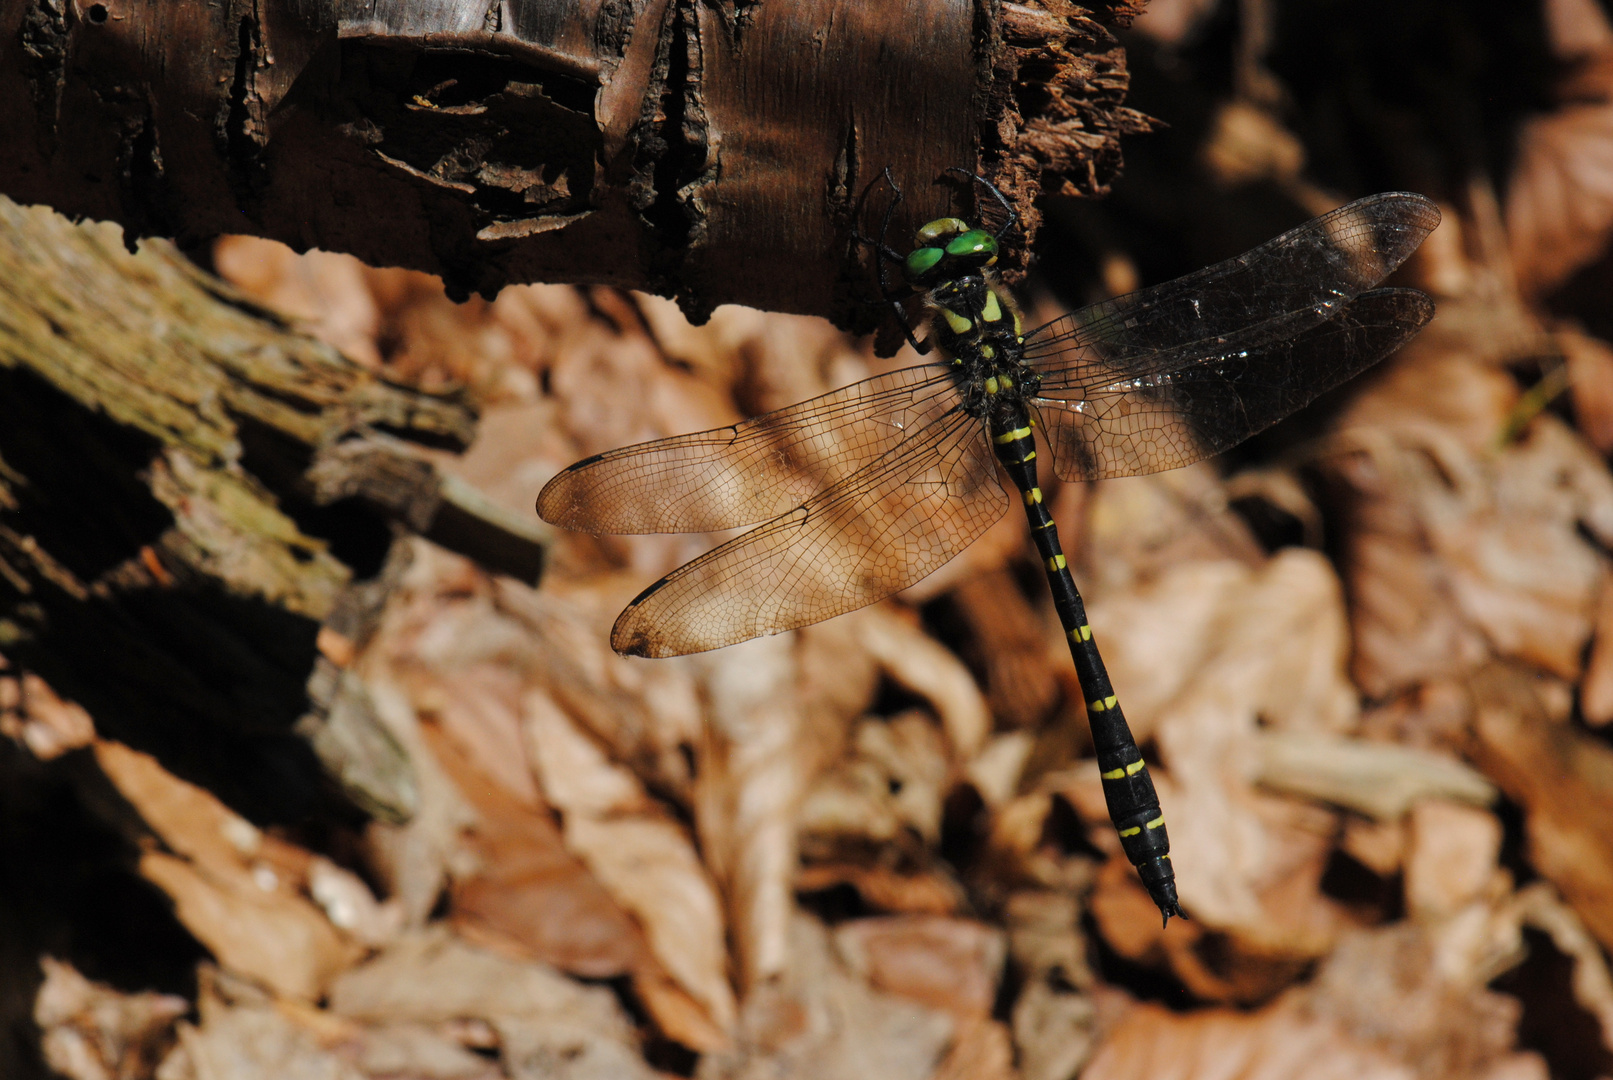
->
0, 195, 546, 821
0, 0, 1149, 331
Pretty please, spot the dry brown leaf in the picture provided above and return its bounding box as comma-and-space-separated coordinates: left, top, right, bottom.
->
695, 914, 955, 1080
1006, 891, 1100, 1080
423, 662, 542, 807
1330, 345, 1613, 693
525, 686, 735, 1038
1403, 800, 1505, 920
35, 957, 187, 1080
1251, 731, 1496, 820
1508, 101, 1613, 297
1469, 667, 1613, 950
157, 1003, 369, 1080
1088, 898, 1546, 1080
138, 851, 362, 1003
523, 688, 651, 818
1083, 998, 1417, 1080
329, 927, 659, 1079
944, 569, 1063, 731
853, 605, 991, 760
1581, 568, 1613, 727
799, 711, 951, 853
1087, 551, 1356, 945
91, 740, 362, 1000
691, 635, 812, 992
795, 863, 965, 915
1079, 462, 1265, 598
1559, 327, 1613, 456
8, 672, 95, 760
930, 1016, 1019, 1080
426, 720, 650, 979
348, 1022, 500, 1079
832, 915, 1006, 1019
564, 816, 737, 1033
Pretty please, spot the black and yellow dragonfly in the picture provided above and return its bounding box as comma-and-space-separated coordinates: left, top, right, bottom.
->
538, 181, 1439, 924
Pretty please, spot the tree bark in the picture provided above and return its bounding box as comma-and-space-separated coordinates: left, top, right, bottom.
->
0, 195, 547, 822
1, 0, 1147, 329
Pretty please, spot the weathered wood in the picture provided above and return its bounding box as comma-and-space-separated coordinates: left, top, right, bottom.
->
0, 0, 1147, 331
0, 196, 544, 820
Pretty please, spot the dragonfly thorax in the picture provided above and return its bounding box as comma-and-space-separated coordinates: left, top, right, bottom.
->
923, 271, 1038, 419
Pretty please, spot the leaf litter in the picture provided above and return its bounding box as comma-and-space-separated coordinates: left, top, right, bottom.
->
22, 13, 1613, 1076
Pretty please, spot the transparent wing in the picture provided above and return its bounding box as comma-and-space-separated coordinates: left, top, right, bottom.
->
610, 409, 1006, 657
537, 363, 958, 534
1031, 288, 1435, 480
1022, 192, 1441, 386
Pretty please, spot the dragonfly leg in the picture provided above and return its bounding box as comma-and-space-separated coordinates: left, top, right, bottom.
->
944, 166, 1019, 242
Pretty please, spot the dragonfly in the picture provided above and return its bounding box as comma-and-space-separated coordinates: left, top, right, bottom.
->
537, 176, 1440, 925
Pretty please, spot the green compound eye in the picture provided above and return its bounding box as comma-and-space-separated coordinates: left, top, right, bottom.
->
904, 246, 945, 281
945, 229, 998, 260
915, 217, 970, 245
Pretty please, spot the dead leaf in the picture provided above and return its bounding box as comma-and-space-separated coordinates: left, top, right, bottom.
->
1579, 568, 1613, 727
799, 711, 952, 853
691, 634, 813, 993
1508, 100, 1613, 296
833, 915, 1006, 1019
931, 1016, 1018, 1080
92, 740, 362, 1000
329, 927, 658, 1078
1403, 800, 1505, 920
35, 957, 186, 1080
853, 605, 991, 760
522, 688, 736, 1035
1251, 731, 1496, 820
695, 914, 954, 1080
13, 672, 95, 760
1469, 666, 1613, 950
425, 720, 650, 979
1559, 327, 1613, 455
1079, 550, 1359, 983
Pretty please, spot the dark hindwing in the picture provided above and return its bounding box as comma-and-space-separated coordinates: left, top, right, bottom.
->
536, 364, 958, 534
1023, 192, 1440, 383
1019, 192, 1440, 482
610, 408, 1007, 657
1029, 289, 1435, 481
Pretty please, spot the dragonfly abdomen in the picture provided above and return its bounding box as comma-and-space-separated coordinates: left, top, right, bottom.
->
987, 403, 1184, 926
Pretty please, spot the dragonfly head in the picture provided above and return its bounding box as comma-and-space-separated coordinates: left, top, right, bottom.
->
904, 218, 1000, 285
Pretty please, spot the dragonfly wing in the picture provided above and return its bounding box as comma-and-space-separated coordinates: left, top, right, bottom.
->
1032, 288, 1435, 481
537, 364, 958, 534
611, 410, 1007, 656
1023, 192, 1441, 385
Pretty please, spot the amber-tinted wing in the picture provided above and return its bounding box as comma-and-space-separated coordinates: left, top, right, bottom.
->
1021, 192, 1441, 481
610, 409, 1006, 657
1030, 288, 1434, 480
537, 364, 959, 534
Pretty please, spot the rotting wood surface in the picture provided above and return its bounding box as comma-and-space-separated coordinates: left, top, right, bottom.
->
0, 0, 1148, 330
0, 195, 546, 822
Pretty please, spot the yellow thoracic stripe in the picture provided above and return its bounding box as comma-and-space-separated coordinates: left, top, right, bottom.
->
1045, 554, 1066, 572
994, 425, 1033, 444
1087, 694, 1118, 712
1022, 487, 1043, 506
